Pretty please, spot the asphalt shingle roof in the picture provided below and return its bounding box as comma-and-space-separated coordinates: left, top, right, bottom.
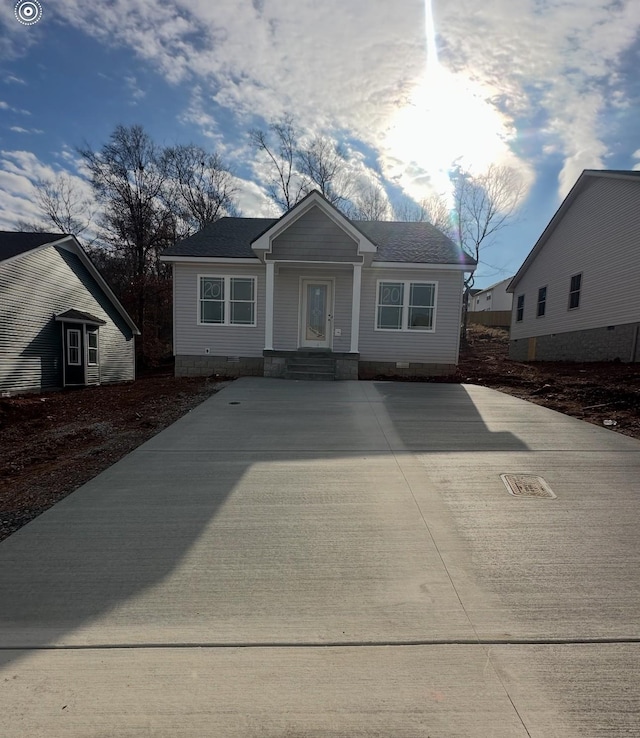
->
163, 217, 475, 266
0, 231, 67, 262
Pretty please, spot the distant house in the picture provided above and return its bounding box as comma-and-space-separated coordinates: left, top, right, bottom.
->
469, 277, 513, 312
0, 232, 140, 396
507, 170, 640, 362
161, 190, 476, 380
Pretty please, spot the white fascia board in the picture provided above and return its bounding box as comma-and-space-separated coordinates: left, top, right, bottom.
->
371, 261, 474, 271
161, 256, 261, 264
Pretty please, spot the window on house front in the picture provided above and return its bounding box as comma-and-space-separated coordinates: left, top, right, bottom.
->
568, 273, 581, 310
516, 294, 525, 322
87, 330, 99, 365
199, 276, 256, 326
376, 281, 436, 331
537, 286, 547, 317
67, 329, 81, 365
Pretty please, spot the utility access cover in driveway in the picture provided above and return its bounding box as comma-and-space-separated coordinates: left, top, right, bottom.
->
501, 474, 556, 499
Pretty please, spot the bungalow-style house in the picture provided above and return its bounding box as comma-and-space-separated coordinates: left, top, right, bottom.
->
161, 191, 476, 380
507, 170, 640, 362
0, 232, 140, 396
469, 277, 513, 312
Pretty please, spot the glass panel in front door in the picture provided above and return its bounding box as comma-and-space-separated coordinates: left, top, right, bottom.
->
306, 284, 327, 341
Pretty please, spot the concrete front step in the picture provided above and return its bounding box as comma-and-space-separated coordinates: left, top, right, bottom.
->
284, 371, 336, 381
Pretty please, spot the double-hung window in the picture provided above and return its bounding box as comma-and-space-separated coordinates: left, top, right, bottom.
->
537, 286, 547, 317
376, 281, 436, 331
516, 294, 525, 322
87, 330, 99, 365
568, 273, 581, 310
199, 276, 257, 326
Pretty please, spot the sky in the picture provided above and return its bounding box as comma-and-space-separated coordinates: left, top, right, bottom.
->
0, 0, 639, 288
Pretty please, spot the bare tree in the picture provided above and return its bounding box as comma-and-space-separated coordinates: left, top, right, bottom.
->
349, 182, 391, 221
16, 173, 95, 240
250, 116, 354, 213
296, 135, 352, 207
79, 124, 175, 362
394, 193, 454, 236
452, 164, 525, 337
164, 144, 239, 234
249, 116, 307, 212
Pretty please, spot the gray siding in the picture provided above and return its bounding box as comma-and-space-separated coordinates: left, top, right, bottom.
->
173, 262, 265, 357
358, 268, 463, 364
0, 245, 135, 395
272, 268, 353, 352
511, 176, 640, 340
268, 206, 359, 262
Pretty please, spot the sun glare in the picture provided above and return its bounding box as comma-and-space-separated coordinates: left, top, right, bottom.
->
384, 0, 515, 201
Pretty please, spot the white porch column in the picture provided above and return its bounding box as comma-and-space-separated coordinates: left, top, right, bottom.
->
265, 260, 275, 351
350, 263, 362, 353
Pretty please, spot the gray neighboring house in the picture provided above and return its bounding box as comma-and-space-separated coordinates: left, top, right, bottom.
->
161, 190, 476, 380
508, 170, 640, 362
0, 232, 140, 396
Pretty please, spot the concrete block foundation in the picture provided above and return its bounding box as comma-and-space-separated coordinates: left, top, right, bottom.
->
510, 322, 640, 363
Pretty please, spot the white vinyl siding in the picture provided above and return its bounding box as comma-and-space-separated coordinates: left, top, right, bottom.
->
359, 268, 463, 363
510, 176, 640, 340
173, 263, 265, 357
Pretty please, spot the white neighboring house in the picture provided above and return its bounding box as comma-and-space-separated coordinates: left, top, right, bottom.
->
468, 277, 513, 312
507, 169, 640, 362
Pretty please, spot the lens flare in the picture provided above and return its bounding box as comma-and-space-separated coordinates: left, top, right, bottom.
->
384, 0, 515, 202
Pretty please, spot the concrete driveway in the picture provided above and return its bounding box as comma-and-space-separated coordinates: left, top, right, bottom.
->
1, 378, 639, 736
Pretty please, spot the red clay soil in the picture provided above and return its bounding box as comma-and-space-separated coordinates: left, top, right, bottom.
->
1, 326, 638, 542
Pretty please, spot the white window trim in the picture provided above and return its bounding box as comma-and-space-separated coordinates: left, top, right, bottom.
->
374, 279, 438, 333
197, 274, 258, 327
86, 328, 99, 366
67, 329, 82, 366
516, 294, 525, 322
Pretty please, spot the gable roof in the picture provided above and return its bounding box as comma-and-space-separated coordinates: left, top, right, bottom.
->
0, 231, 70, 262
162, 190, 476, 268
0, 231, 140, 335
508, 170, 640, 292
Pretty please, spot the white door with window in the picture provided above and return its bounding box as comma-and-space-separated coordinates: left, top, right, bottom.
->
300, 279, 332, 349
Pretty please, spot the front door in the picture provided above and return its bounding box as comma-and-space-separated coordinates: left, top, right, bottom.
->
300, 279, 332, 349
63, 325, 85, 386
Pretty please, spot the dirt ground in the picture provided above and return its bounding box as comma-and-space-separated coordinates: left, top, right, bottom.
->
1, 325, 639, 542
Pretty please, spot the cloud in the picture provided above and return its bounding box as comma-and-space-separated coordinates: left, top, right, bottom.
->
3, 0, 639, 208
9, 126, 42, 134
4, 74, 26, 85
0, 150, 91, 230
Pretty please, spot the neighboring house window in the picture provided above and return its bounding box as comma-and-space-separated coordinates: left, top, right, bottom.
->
376, 281, 436, 331
537, 286, 547, 317
67, 329, 81, 365
199, 276, 256, 326
516, 294, 525, 322
568, 273, 581, 310
87, 330, 99, 365
486, 293, 492, 301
